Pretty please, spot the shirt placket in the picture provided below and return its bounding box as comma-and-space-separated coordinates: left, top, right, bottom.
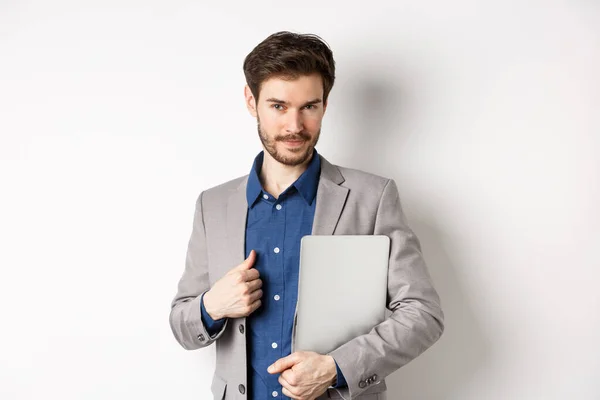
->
266, 192, 286, 398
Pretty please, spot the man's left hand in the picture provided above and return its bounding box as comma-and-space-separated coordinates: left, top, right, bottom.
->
267, 351, 337, 400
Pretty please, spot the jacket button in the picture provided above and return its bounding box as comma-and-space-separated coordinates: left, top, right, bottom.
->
239, 324, 245, 334
372, 374, 378, 381
197, 334, 205, 341
238, 384, 246, 394
359, 381, 366, 388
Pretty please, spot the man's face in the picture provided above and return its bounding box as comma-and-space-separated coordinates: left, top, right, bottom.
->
245, 73, 327, 167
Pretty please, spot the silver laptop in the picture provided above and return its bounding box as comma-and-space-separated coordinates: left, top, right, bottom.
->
292, 235, 390, 354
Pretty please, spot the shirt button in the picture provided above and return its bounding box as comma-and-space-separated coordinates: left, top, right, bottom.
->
273, 247, 280, 254
263, 194, 269, 200
272, 391, 278, 397
274, 294, 280, 301
275, 204, 282, 210
272, 342, 278, 349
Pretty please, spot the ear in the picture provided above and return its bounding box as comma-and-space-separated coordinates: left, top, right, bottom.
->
244, 85, 258, 118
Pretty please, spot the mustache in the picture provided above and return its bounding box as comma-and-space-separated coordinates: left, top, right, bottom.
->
277, 133, 311, 142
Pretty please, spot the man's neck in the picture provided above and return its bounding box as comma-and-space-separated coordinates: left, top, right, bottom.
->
259, 150, 313, 199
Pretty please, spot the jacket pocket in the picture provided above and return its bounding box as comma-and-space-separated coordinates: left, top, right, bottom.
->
210, 374, 227, 400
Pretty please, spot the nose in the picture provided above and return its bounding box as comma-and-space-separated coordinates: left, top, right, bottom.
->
285, 110, 304, 134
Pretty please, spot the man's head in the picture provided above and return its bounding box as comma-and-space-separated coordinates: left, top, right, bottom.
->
243, 31, 336, 167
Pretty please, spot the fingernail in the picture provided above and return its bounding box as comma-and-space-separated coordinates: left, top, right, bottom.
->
267, 365, 274, 372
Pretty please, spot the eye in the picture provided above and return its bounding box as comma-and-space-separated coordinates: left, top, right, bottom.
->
272, 104, 284, 110
304, 104, 315, 110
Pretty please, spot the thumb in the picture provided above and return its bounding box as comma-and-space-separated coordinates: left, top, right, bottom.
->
268, 353, 299, 374
235, 250, 256, 271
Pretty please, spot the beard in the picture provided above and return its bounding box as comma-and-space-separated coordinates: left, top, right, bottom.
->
257, 116, 320, 166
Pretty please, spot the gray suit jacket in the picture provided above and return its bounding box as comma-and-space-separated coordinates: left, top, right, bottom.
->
169, 154, 444, 400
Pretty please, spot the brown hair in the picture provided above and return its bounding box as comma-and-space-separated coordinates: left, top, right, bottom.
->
243, 31, 336, 103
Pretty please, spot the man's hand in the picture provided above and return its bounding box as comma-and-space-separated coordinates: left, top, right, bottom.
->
267, 351, 337, 400
203, 250, 263, 319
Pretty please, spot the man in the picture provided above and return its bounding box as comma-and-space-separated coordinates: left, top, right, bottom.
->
169, 31, 444, 400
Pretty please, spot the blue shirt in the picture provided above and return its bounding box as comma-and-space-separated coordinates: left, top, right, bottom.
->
200, 149, 347, 399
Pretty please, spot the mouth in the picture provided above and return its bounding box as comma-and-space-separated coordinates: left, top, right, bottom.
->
282, 139, 305, 147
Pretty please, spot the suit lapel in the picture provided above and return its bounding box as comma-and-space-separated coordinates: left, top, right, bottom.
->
312, 155, 349, 235
226, 177, 249, 265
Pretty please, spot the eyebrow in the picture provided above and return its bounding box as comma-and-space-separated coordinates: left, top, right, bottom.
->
265, 98, 323, 107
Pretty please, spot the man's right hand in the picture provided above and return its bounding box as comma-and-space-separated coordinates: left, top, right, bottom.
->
203, 250, 263, 320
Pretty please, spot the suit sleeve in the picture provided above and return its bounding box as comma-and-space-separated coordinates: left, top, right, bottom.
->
327, 179, 444, 398
200, 292, 227, 337
331, 360, 347, 388
169, 191, 228, 350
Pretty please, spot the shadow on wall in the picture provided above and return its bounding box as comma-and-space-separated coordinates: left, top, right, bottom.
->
336, 77, 408, 175
345, 77, 490, 399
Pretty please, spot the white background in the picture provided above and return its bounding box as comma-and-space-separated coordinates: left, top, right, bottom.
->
1, 1, 599, 399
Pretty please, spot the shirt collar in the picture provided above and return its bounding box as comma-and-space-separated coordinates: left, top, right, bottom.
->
246, 148, 321, 208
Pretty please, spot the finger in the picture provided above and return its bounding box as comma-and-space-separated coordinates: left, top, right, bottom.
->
268, 353, 299, 374
278, 375, 299, 398
281, 385, 302, 400
243, 268, 261, 282
242, 249, 257, 268
249, 289, 263, 303
281, 369, 297, 386
248, 298, 261, 314
231, 250, 256, 272
246, 277, 262, 291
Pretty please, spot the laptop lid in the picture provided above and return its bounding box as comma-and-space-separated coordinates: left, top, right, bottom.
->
292, 235, 390, 354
